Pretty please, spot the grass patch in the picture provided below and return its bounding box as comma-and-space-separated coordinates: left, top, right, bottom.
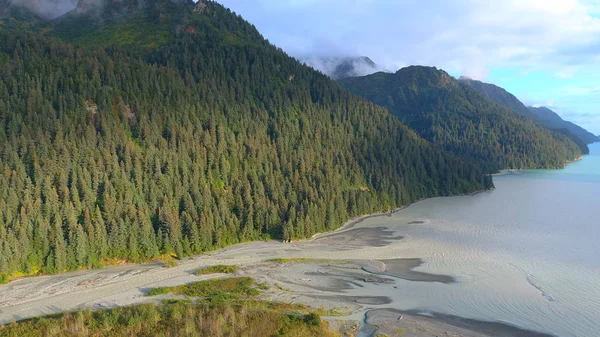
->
0, 302, 339, 337
180, 277, 258, 297
313, 307, 354, 317
194, 264, 237, 275
252, 301, 350, 317
146, 286, 176, 297
265, 302, 351, 317
160, 298, 192, 305
0, 274, 8, 285
146, 277, 259, 303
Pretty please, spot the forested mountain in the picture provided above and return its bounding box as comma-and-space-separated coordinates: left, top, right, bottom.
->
458, 77, 535, 118
460, 77, 599, 147
528, 106, 599, 145
339, 66, 583, 172
0, 0, 491, 278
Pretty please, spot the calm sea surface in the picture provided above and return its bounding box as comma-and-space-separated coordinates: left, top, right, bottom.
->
359, 143, 600, 337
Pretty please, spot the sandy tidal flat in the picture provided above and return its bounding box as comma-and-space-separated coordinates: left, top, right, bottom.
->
0, 213, 552, 337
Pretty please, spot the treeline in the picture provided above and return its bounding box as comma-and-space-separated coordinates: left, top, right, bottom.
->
0, 1, 490, 277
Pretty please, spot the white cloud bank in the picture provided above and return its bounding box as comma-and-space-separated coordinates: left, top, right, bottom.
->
218, 0, 600, 80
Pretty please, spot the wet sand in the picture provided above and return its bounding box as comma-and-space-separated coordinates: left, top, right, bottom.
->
310, 227, 403, 250
362, 258, 454, 283
0, 210, 554, 337
365, 309, 556, 337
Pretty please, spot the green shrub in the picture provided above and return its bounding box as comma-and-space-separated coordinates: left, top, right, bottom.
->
146, 277, 260, 302
194, 265, 237, 275
303, 313, 322, 327
146, 287, 175, 296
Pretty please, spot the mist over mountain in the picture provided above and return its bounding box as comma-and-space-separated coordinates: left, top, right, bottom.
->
4, 0, 76, 19
303, 56, 384, 79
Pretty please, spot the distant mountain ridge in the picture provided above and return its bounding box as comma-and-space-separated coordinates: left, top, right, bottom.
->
528, 106, 600, 145
339, 66, 583, 172
459, 77, 599, 146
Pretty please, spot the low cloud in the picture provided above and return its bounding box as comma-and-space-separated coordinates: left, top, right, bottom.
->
218, 0, 600, 79
302, 56, 391, 79
8, 0, 78, 19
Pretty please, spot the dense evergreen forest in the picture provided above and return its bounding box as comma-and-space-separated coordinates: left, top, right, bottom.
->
459, 77, 598, 151
0, 0, 491, 278
339, 66, 583, 172
457, 77, 536, 118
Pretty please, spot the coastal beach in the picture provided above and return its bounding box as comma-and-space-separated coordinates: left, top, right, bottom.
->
0, 209, 552, 337
0, 229, 551, 337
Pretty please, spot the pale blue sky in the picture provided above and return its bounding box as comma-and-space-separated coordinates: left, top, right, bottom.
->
218, 0, 600, 134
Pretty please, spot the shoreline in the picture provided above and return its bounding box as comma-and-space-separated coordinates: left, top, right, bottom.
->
0, 183, 561, 336
317, 187, 490, 239
493, 169, 525, 176
0, 212, 554, 337
493, 153, 586, 177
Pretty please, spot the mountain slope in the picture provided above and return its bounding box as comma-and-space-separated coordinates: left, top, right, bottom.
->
458, 77, 535, 118
528, 106, 599, 145
0, 0, 490, 277
339, 66, 583, 172
460, 78, 599, 146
